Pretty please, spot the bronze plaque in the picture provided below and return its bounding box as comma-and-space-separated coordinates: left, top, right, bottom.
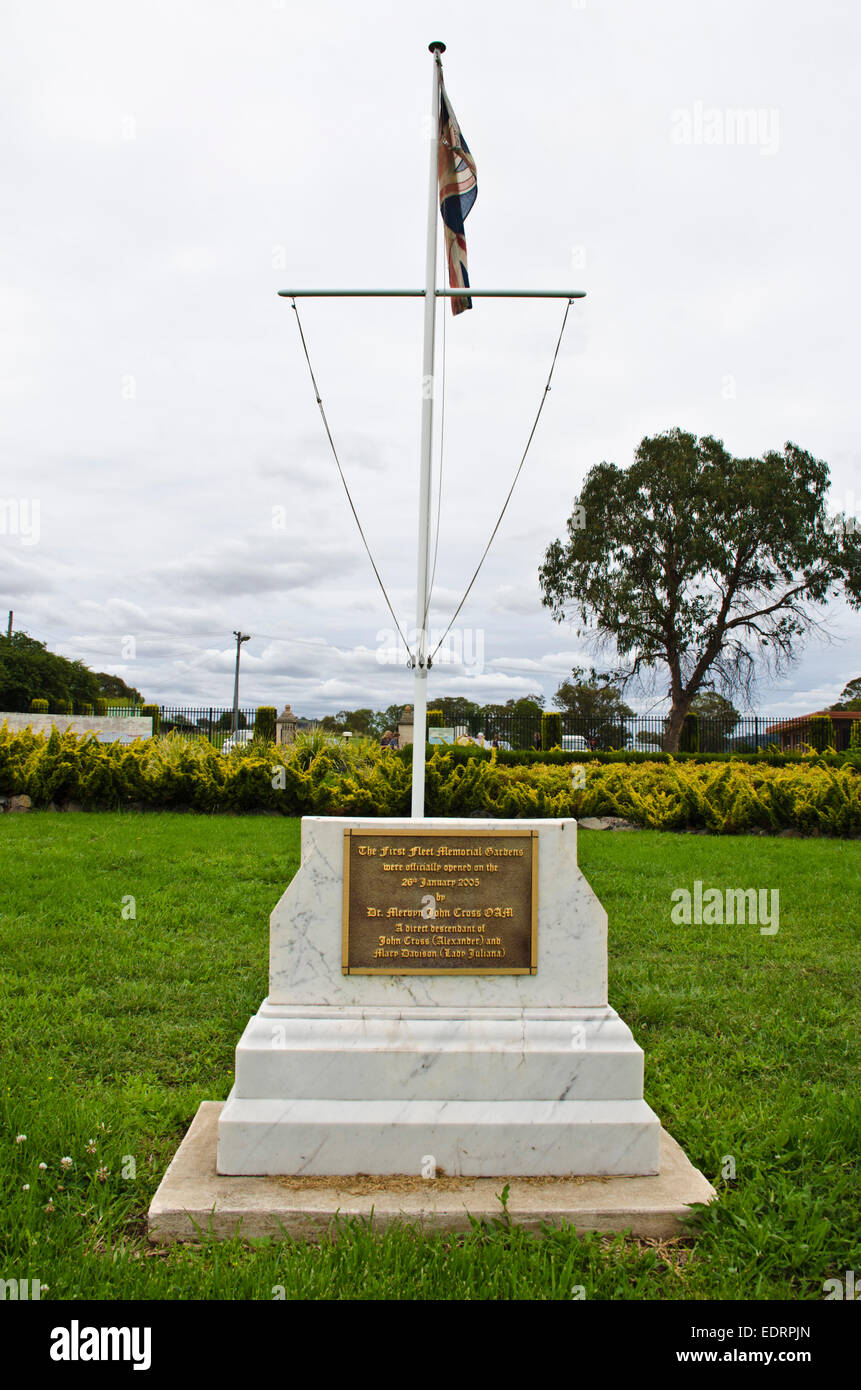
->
342, 828, 537, 974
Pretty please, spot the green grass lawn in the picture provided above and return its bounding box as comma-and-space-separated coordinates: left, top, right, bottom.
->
1, 813, 858, 1300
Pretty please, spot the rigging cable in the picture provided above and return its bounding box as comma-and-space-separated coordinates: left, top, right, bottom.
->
430, 296, 576, 662
289, 297, 412, 660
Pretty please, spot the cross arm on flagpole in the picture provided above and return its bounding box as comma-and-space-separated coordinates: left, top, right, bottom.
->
277, 289, 586, 299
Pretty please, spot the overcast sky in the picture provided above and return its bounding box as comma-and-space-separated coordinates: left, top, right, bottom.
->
2, 0, 859, 718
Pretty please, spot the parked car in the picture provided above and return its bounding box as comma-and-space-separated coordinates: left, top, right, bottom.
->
561, 734, 590, 752
221, 730, 254, 755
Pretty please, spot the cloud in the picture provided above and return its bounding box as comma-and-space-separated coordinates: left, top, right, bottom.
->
153, 529, 362, 597
0, 547, 60, 596
3, 0, 860, 717
487, 651, 590, 677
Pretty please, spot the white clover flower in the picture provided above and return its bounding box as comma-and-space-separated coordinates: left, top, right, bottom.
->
38, 1162, 47, 1171
22, 1183, 30, 1191
15, 1134, 26, 1143
60, 1156, 73, 1170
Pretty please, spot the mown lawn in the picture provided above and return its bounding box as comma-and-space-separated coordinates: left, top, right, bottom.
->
0, 813, 858, 1300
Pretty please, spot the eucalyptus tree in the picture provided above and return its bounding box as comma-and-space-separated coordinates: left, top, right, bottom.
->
539, 429, 861, 751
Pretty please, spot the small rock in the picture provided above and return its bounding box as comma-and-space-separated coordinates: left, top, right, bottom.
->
779, 828, 802, 838
62, 800, 83, 813
7, 794, 32, 812
577, 817, 609, 830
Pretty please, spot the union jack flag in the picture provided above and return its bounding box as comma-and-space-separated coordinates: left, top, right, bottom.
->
438, 71, 477, 315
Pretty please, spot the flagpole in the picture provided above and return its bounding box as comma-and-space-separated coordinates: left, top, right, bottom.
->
280, 46, 584, 815
411, 40, 445, 820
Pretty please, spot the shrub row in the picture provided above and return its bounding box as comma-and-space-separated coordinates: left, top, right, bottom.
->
399, 743, 861, 770
29, 697, 102, 715
1, 725, 859, 833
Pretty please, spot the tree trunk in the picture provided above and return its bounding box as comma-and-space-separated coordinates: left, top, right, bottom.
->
664, 702, 691, 753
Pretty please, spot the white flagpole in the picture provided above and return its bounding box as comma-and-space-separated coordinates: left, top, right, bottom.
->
410, 40, 444, 819
281, 47, 584, 813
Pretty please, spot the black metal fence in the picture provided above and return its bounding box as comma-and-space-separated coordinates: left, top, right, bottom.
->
110, 706, 855, 753
157, 707, 259, 744
456, 713, 856, 753
107, 706, 320, 745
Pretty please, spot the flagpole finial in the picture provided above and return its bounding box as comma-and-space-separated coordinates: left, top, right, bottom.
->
429, 40, 446, 54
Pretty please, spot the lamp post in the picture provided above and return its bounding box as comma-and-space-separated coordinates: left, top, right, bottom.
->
231, 631, 251, 736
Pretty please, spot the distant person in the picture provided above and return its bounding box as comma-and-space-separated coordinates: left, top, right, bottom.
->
380, 730, 393, 751
390, 730, 399, 751
533, 731, 542, 751
492, 734, 499, 749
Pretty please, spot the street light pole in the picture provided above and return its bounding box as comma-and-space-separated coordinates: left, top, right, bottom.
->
232, 631, 251, 736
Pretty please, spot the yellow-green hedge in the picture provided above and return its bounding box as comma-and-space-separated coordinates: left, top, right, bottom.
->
0, 724, 859, 833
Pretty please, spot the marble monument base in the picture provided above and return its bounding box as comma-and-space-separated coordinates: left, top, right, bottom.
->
218, 1004, 659, 1176
215, 816, 664, 1180
150, 1103, 716, 1243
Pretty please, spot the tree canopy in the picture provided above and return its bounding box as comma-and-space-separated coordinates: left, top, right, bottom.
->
689, 691, 741, 751
830, 677, 861, 712
95, 672, 144, 704
539, 429, 861, 750
552, 667, 633, 744
0, 632, 102, 711
314, 695, 547, 741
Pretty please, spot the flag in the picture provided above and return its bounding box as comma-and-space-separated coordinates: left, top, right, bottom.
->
438, 71, 477, 315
